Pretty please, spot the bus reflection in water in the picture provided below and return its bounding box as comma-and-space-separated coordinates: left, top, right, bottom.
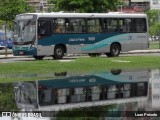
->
13, 69, 149, 110
38, 82, 147, 106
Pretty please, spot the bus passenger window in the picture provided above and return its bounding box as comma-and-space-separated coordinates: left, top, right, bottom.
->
122, 19, 131, 33
103, 19, 108, 32
70, 19, 86, 33
53, 19, 65, 33
133, 18, 147, 33
38, 20, 52, 38
38, 22, 45, 34
54, 25, 61, 33
107, 19, 118, 32
119, 19, 123, 32
87, 19, 101, 33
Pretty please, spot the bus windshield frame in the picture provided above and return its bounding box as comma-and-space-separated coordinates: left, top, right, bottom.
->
13, 15, 37, 45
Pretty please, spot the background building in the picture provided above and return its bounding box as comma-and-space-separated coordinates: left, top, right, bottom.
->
131, 0, 150, 9
28, 0, 151, 13
27, 0, 54, 12
118, 0, 150, 13
150, 0, 160, 9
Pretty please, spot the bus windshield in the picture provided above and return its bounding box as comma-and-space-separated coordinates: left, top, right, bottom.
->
13, 20, 36, 44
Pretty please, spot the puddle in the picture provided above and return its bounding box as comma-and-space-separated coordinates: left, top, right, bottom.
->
58, 60, 75, 62
111, 60, 130, 63
0, 71, 68, 79
0, 68, 160, 118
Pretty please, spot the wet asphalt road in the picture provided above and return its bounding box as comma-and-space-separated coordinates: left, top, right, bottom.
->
0, 52, 160, 63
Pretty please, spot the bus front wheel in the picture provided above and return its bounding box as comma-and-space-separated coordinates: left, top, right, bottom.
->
53, 45, 64, 59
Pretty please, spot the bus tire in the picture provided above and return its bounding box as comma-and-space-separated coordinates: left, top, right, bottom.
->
109, 43, 121, 57
33, 56, 44, 60
105, 53, 112, 57
53, 45, 64, 59
88, 53, 101, 57
54, 71, 67, 76
111, 69, 122, 75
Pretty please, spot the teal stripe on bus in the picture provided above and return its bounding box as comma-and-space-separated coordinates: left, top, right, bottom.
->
81, 34, 128, 51
38, 33, 123, 46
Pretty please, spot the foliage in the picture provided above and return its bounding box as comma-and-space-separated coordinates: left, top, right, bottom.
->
56, 105, 115, 119
48, 0, 56, 4
146, 9, 160, 36
149, 41, 160, 49
52, 0, 121, 13
0, 84, 19, 111
0, 0, 34, 30
146, 9, 158, 27
0, 0, 29, 21
149, 23, 160, 36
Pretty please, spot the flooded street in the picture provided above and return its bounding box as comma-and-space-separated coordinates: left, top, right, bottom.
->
0, 68, 160, 119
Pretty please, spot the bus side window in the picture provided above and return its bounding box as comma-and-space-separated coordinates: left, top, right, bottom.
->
38, 20, 52, 38
38, 21, 45, 34
122, 19, 131, 33
119, 19, 123, 32
53, 19, 65, 33
82, 26, 87, 32
87, 19, 101, 33
107, 19, 118, 32
103, 19, 108, 32
54, 25, 62, 33
133, 18, 147, 33
69, 19, 85, 33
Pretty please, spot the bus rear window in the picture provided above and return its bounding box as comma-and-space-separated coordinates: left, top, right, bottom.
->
132, 18, 147, 33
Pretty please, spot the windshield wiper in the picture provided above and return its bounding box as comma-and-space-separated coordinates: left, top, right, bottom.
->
22, 20, 31, 30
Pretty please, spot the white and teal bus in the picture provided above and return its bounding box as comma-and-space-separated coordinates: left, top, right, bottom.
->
13, 12, 149, 60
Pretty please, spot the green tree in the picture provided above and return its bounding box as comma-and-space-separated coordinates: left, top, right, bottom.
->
0, 84, 19, 111
0, 0, 34, 56
48, 0, 56, 4
53, 0, 121, 13
146, 9, 160, 38
47, 0, 56, 12
149, 24, 160, 36
0, 0, 34, 26
146, 9, 158, 27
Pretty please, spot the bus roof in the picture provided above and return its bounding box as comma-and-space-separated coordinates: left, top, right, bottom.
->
18, 12, 147, 19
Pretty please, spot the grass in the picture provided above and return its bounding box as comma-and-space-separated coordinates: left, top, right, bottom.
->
149, 41, 160, 49
0, 56, 160, 73
1, 56, 160, 82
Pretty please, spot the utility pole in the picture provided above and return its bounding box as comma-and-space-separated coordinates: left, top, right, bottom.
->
158, 1, 160, 49
5, 21, 7, 57
121, 0, 123, 12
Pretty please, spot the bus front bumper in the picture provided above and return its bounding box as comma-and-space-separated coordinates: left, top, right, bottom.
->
12, 47, 37, 56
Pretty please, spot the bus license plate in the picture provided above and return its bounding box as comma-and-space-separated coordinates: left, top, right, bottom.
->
19, 52, 24, 55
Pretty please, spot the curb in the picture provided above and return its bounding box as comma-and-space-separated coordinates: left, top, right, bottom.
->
0, 50, 160, 59
0, 55, 28, 59
123, 50, 160, 54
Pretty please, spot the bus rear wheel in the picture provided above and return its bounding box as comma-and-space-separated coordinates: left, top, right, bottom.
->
106, 43, 121, 57
33, 56, 44, 60
53, 45, 64, 59
88, 53, 101, 57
